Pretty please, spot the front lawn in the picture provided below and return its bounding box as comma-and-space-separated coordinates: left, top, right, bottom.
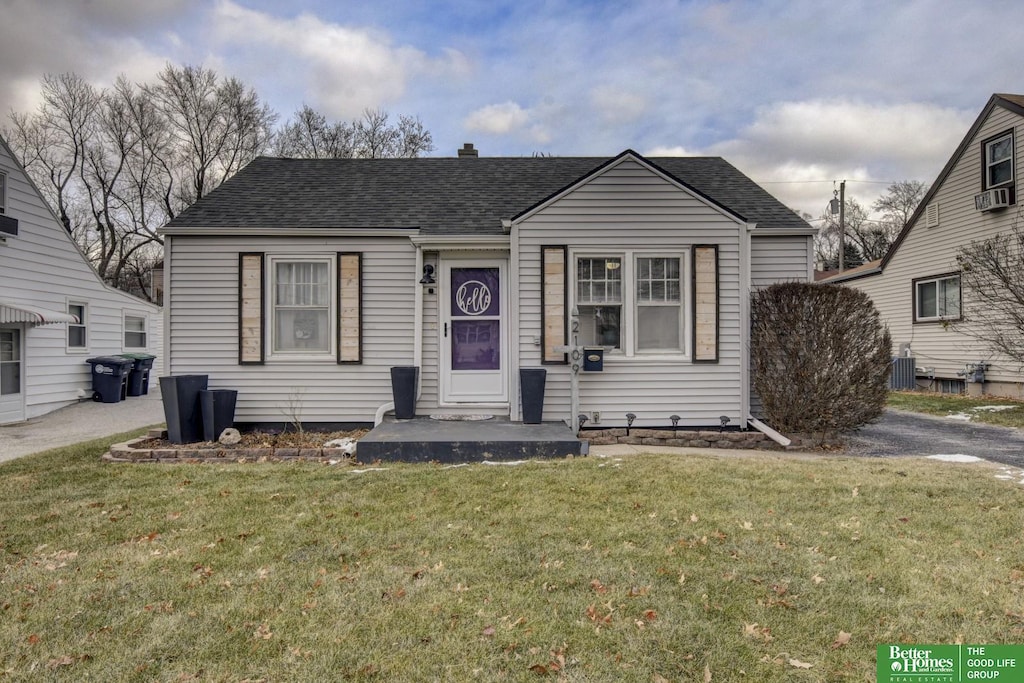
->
888, 391, 1024, 428
1, 434, 1022, 681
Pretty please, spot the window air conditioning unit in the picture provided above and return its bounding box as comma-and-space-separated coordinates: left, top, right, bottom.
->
974, 187, 1010, 212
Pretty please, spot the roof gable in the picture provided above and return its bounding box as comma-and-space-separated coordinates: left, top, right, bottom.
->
871, 93, 1024, 276
511, 149, 748, 225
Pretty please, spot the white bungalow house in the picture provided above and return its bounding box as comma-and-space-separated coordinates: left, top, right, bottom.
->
158, 146, 815, 430
0, 134, 163, 425
828, 94, 1024, 397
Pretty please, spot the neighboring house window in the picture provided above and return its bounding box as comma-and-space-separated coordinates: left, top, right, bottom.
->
124, 314, 148, 348
67, 302, 87, 350
984, 131, 1014, 189
914, 274, 961, 322
0, 171, 6, 213
271, 257, 333, 356
575, 252, 686, 355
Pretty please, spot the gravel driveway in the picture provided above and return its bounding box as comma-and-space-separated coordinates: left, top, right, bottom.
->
843, 408, 1024, 469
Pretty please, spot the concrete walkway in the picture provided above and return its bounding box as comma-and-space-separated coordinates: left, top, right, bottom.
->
0, 390, 166, 463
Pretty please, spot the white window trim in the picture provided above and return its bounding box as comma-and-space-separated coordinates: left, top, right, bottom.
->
123, 311, 149, 350
0, 171, 7, 214
570, 249, 690, 361
266, 255, 337, 361
984, 131, 1014, 190
914, 274, 961, 322
66, 299, 89, 353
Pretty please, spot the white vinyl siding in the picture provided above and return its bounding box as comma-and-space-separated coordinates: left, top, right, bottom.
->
166, 236, 415, 423
845, 103, 1023, 386
0, 138, 162, 423
515, 158, 745, 428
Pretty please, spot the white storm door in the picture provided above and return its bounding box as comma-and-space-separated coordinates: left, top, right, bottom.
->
440, 259, 508, 404
0, 324, 26, 424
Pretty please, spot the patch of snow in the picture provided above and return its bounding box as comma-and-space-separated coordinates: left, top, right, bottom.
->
481, 460, 529, 466
441, 463, 470, 470
926, 454, 983, 463
945, 412, 972, 421
972, 405, 1017, 412
349, 467, 389, 474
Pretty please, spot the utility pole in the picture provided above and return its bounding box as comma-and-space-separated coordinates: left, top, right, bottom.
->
838, 180, 846, 272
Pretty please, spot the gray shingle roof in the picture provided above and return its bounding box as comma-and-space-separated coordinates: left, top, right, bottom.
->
164, 152, 811, 234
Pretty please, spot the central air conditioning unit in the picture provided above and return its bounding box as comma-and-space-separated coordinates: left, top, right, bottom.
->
974, 187, 1011, 212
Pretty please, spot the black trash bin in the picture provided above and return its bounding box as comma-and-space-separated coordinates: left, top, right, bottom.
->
200, 389, 238, 442
390, 366, 419, 420
519, 368, 547, 424
85, 357, 133, 403
119, 353, 157, 396
159, 375, 208, 444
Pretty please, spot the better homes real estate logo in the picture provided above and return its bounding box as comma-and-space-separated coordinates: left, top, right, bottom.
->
877, 644, 1021, 682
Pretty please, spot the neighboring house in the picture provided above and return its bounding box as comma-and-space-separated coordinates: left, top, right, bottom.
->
827, 93, 1024, 397
0, 134, 163, 425
159, 146, 815, 429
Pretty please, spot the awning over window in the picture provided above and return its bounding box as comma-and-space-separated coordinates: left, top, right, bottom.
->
0, 301, 79, 326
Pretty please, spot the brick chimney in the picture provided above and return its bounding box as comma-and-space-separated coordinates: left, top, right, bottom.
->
458, 143, 478, 158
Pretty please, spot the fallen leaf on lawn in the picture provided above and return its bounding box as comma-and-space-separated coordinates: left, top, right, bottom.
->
740, 521, 753, 530
690, 514, 699, 522
704, 663, 712, 682
627, 585, 649, 597
253, 623, 273, 640
852, 487, 859, 497
27, 634, 40, 645
743, 622, 773, 642
590, 579, 607, 594
812, 574, 825, 585
529, 664, 549, 675
653, 675, 671, 683
643, 609, 657, 621
788, 658, 813, 669
482, 626, 496, 637
831, 631, 852, 649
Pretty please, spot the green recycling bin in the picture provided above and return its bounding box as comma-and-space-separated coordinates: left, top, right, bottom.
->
119, 353, 157, 396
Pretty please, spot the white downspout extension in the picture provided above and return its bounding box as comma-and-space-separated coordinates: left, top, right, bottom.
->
747, 416, 792, 447
740, 222, 754, 428
374, 245, 425, 426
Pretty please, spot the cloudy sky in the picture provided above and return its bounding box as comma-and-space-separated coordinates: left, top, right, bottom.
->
2, 0, 1020, 220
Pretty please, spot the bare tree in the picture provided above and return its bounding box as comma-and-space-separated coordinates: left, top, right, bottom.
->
873, 179, 928, 232
143, 64, 276, 207
955, 206, 1024, 364
272, 104, 354, 158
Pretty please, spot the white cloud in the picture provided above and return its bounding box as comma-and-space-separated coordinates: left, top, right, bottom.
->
589, 85, 648, 125
464, 101, 531, 135
210, 0, 468, 118
702, 99, 975, 218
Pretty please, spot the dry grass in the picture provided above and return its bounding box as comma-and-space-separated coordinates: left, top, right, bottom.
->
1, 432, 1023, 681
888, 391, 1024, 428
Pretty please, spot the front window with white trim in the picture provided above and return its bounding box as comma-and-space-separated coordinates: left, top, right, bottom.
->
915, 274, 961, 322
124, 313, 147, 348
574, 251, 687, 356
271, 257, 333, 356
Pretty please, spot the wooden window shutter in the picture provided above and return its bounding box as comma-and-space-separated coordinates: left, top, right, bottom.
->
541, 245, 568, 364
692, 245, 719, 363
238, 252, 265, 364
337, 252, 362, 363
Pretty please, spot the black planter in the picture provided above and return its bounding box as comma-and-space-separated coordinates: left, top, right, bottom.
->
200, 389, 238, 441
519, 368, 547, 424
159, 375, 208, 444
391, 366, 419, 420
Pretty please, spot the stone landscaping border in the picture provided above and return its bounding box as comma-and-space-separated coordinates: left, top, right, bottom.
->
580, 427, 807, 450
103, 429, 357, 464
